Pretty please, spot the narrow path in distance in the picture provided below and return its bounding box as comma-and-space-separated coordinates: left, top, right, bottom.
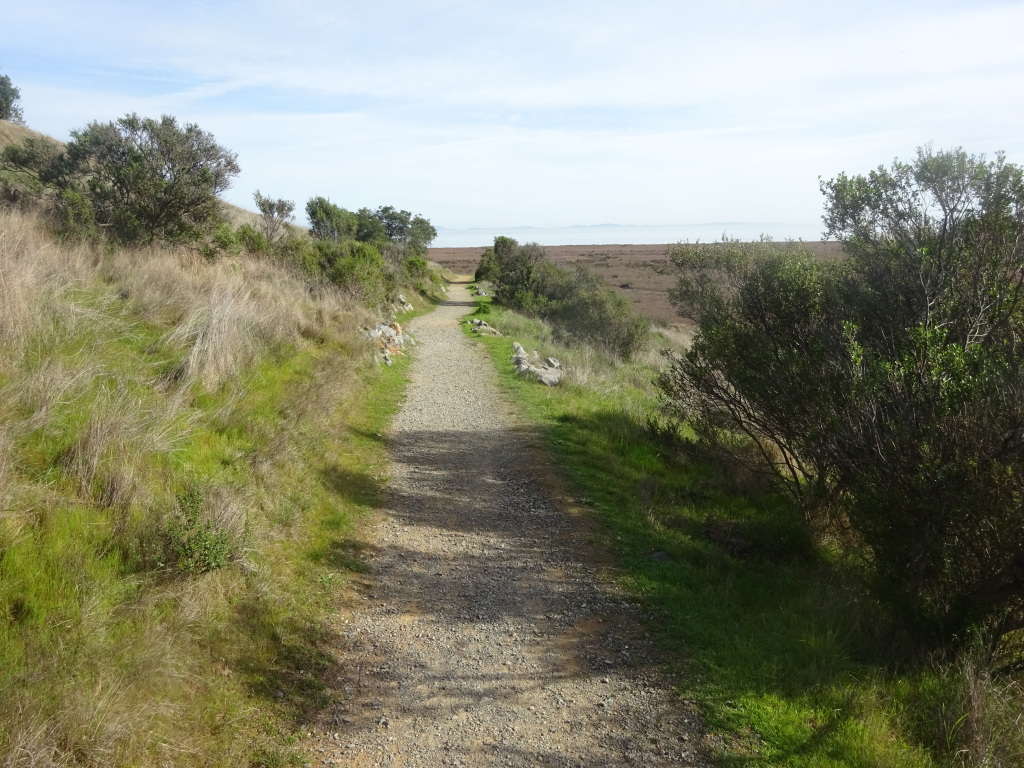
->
304, 281, 706, 768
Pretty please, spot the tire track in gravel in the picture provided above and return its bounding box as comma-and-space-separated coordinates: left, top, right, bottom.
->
303, 282, 708, 768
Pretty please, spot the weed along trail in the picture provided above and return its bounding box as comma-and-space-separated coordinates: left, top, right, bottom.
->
302, 281, 705, 768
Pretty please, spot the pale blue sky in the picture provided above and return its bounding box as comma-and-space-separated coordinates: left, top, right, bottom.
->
5, 1, 1022, 241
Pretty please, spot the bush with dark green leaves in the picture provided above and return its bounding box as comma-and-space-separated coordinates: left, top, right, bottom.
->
477, 237, 649, 360
306, 196, 357, 243
0, 73, 25, 124
660, 147, 1024, 652
317, 239, 394, 307
2, 113, 239, 245
235, 223, 270, 255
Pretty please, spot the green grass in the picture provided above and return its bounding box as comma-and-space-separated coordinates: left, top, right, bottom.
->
466, 302, 940, 767
0, 207, 440, 766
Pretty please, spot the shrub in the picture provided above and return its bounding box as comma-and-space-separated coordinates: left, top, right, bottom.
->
164, 486, 232, 574
474, 247, 498, 282
54, 188, 98, 240
661, 147, 1024, 651
402, 255, 430, 279
275, 233, 321, 276
477, 238, 650, 360
236, 223, 270, 255
199, 222, 242, 258
252, 190, 294, 242
306, 196, 356, 242
318, 240, 393, 307
2, 113, 239, 245
0, 73, 25, 124
556, 280, 649, 359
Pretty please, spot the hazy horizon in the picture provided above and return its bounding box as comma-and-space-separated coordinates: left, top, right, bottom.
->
431, 221, 824, 248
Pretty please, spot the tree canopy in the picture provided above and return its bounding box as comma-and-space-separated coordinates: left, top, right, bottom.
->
2, 113, 239, 244
0, 73, 25, 124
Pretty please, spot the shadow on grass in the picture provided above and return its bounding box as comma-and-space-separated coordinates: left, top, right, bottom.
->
534, 405, 896, 765
320, 463, 381, 508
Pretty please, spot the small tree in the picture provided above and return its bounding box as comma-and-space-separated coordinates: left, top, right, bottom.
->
3, 113, 239, 244
355, 207, 387, 243
253, 190, 295, 242
306, 196, 356, 242
0, 73, 25, 125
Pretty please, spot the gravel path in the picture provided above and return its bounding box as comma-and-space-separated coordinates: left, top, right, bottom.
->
303, 283, 707, 768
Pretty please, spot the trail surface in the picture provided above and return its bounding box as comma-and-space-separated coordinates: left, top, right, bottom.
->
304, 283, 706, 767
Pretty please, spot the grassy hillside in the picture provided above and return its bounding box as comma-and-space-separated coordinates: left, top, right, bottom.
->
0, 205, 430, 765
0, 119, 60, 149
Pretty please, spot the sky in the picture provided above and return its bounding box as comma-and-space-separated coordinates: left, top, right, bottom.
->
4, 1, 1023, 244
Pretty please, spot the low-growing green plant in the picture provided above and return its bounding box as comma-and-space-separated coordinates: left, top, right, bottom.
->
164, 485, 233, 574
237, 222, 271, 254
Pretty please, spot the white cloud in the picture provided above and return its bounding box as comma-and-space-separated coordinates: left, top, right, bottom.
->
6, 0, 1024, 234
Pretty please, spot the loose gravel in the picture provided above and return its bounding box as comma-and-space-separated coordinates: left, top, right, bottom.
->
302, 283, 708, 767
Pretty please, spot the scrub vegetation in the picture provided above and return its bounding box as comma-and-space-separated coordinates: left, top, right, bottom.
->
473, 146, 1024, 767
475, 236, 649, 360
0, 114, 444, 766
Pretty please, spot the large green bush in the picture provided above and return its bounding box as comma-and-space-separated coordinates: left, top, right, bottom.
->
317, 239, 394, 307
660, 147, 1024, 651
477, 237, 649, 360
2, 113, 239, 245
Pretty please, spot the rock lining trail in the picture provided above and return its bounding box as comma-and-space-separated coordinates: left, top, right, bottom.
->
303, 282, 707, 767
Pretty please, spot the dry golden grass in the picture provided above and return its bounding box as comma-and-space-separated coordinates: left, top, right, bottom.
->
0, 205, 394, 767
0, 119, 62, 152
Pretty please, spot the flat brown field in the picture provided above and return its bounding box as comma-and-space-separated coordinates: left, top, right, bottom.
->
430, 241, 845, 333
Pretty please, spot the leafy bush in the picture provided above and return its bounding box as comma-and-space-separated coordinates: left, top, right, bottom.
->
54, 188, 97, 240
199, 222, 242, 258
555, 279, 649, 359
660, 147, 1024, 651
474, 247, 498, 282
2, 113, 239, 245
402, 255, 430, 279
306, 196, 357, 242
253, 190, 294, 242
318, 239, 394, 306
164, 486, 232, 575
236, 223, 270, 255
0, 73, 24, 124
477, 237, 649, 359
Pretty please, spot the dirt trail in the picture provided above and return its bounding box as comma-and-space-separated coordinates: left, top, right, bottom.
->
303, 282, 706, 767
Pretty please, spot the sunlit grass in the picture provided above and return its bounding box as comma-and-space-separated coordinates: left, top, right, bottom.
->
0, 206, 426, 766
466, 301, 998, 767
